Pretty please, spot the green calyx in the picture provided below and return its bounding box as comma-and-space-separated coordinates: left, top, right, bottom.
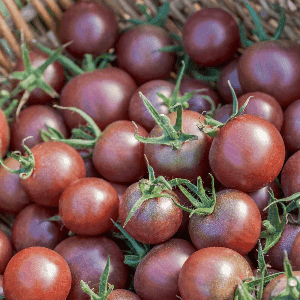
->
82, 52, 116, 72
239, 0, 286, 48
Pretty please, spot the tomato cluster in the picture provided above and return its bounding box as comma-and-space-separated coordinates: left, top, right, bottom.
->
1, 0, 300, 299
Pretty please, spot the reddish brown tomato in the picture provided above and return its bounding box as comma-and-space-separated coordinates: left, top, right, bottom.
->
10, 105, 69, 152
119, 182, 182, 244
59, 68, 137, 130
178, 247, 253, 300
3, 247, 72, 300
0, 230, 13, 274
11, 204, 68, 252
58, 0, 119, 59
238, 40, 300, 108
13, 49, 65, 105
59, 177, 119, 235
0, 157, 31, 213
182, 8, 240, 67
116, 24, 175, 84
92, 120, 148, 183
0, 275, 3, 297
0, 109, 10, 157
21, 141, 86, 207
54, 235, 128, 300
144, 111, 212, 182
209, 114, 285, 192
107, 290, 141, 300
134, 238, 196, 300
289, 231, 300, 271
213, 103, 233, 123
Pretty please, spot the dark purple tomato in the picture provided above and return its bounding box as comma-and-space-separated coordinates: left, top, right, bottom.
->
128, 80, 175, 131
0, 275, 3, 297
119, 181, 182, 244
0, 109, 10, 157
58, 0, 119, 59
178, 247, 253, 300
116, 24, 175, 84
238, 92, 284, 131
0, 157, 31, 213
59, 177, 119, 235
209, 114, 285, 192
13, 49, 65, 105
182, 8, 240, 67
290, 231, 300, 271
281, 99, 300, 154
107, 290, 141, 300
92, 120, 148, 183
281, 150, 300, 197
238, 40, 300, 108
0, 230, 13, 274
144, 111, 212, 181
217, 58, 244, 103
20, 141, 86, 207
179, 76, 221, 114
212, 103, 233, 123
54, 235, 128, 300
77, 148, 101, 178
3, 247, 72, 300
134, 238, 196, 300
262, 271, 300, 300
109, 182, 129, 200
189, 189, 261, 255
11, 203, 68, 252
10, 105, 69, 152
60, 67, 137, 130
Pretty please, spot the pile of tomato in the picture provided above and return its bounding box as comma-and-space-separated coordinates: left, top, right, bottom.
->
1, 0, 300, 299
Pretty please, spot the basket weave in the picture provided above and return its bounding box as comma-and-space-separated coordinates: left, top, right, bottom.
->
0, 0, 300, 74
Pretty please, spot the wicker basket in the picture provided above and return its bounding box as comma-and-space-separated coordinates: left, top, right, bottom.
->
0, 0, 300, 75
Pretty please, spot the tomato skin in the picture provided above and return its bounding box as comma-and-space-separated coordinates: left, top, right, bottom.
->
189, 189, 261, 255
0, 230, 13, 274
116, 24, 175, 84
209, 114, 285, 192
21, 141, 86, 207
60, 68, 137, 131
58, 0, 119, 59
107, 290, 141, 300
0, 109, 9, 158
134, 238, 196, 300
119, 182, 182, 244
59, 177, 119, 235
3, 247, 72, 300
182, 8, 240, 67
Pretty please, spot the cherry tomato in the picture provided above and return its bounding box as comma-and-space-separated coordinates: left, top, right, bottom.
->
290, 231, 300, 271
0, 109, 10, 157
107, 290, 141, 300
0, 230, 13, 274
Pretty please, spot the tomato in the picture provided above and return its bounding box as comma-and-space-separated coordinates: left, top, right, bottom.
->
0, 275, 3, 297
59, 68, 137, 131
3, 247, 72, 300
20, 141, 86, 207
54, 235, 128, 300
212, 103, 233, 123
107, 290, 141, 300
10, 105, 69, 152
92, 120, 148, 183
209, 114, 285, 192
290, 231, 300, 271
238, 40, 300, 108
182, 8, 240, 67
0, 230, 13, 274
11, 203, 68, 252
0, 109, 10, 157
134, 238, 196, 300
116, 24, 175, 84
119, 181, 182, 244
59, 177, 119, 235
58, 0, 119, 59
178, 247, 253, 300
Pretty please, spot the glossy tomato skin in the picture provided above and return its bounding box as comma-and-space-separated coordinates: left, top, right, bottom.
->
289, 231, 300, 271
0, 230, 13, 274
209, 114, 285, 192
3, 247, 72, 300
189, 189, 261, 255
107, 290, 141, 300
0, 275, 3, 297
59, 177, 119, 235
21, 141, 86, 207
128, 80, 174, 131
213, 103, 233, 123
92, 120, 148, 183
0, 157, 31, 213
54, 235, 128, 300
58, 0, 119, 59
238, 40, 300, 108
116, 24, 175, 84
134, 238, 196, 300
144, 111, 212, 182
182, 8, 240, 67
13, 50, 65, 105
0, 110, 9, 157
11, 203, 68, 252
10, 105, 69, 152
178, 247, 253, 300
60, 68, 137, 131
119, 182, 182, 244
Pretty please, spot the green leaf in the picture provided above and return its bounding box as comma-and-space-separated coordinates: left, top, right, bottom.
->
271, 4, 286, 40
149, 2, 170, 27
